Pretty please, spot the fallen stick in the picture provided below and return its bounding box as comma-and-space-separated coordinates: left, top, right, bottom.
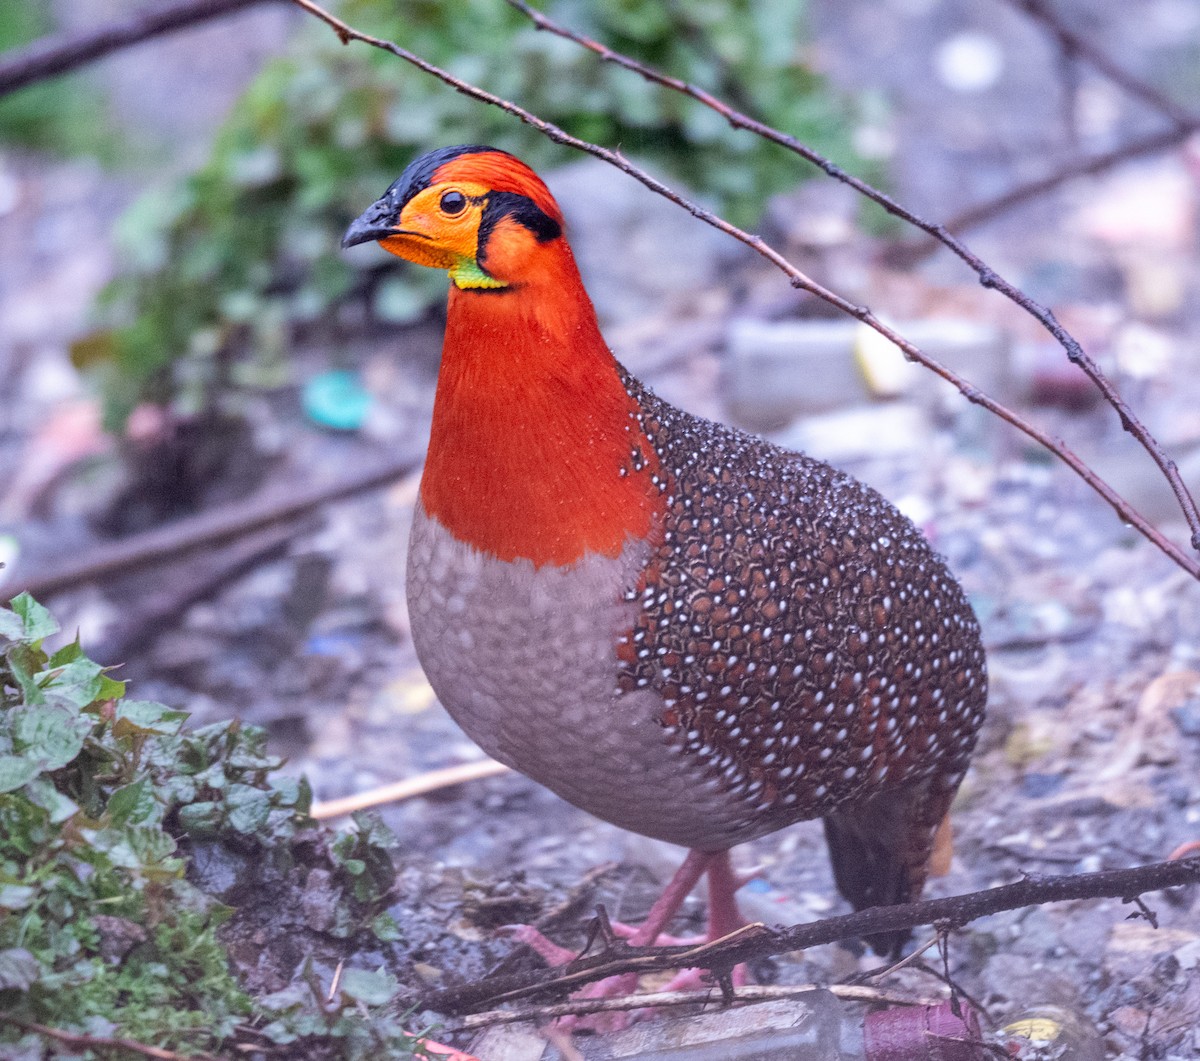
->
4, 452, 421, 601
416, 854, 1200, 1013
310, 759, 511, 819
451, 981, 942, 1031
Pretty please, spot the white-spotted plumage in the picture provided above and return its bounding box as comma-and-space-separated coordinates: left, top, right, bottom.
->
353, 143, 987, 956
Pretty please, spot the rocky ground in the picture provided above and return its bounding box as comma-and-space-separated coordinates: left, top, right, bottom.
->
3, 0, 1200, 1058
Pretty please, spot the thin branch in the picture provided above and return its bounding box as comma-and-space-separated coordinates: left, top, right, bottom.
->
4, 452, 421, 601
1002, 0, 1195, 128
95, 521, 302, 662
0, 0, 282, 98
862, 932, 943, 981
450, 981, 941, 1031
288, 0, 1200, 579
926, 121, 1200, 239
310, 759, 511, 820
895, 0, 1200, 249
415, 855, 1200, 1013
503, 0, 1200, 557
0, 1016, 218, 1061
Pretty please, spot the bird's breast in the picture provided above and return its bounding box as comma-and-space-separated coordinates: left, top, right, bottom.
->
406, 501, 751, 847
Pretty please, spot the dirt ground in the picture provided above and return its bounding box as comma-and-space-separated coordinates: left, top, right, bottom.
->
3, 1, 1200, 1057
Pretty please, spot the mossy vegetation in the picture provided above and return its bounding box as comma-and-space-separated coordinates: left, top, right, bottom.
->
0, 595, 434, 1059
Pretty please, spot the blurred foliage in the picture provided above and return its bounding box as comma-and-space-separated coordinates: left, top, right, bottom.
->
89, 0, 866, 428
0, 595, 433, 1059
0, 1, 117, 159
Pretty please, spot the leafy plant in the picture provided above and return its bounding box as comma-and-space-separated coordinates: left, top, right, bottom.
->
89, 0, 864, 427
0, 595, 431, 1059
0, 1, 117, 159
0, 594, 248, 1054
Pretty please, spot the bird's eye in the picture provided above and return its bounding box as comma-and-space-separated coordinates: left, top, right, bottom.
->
440, 190, 467, 216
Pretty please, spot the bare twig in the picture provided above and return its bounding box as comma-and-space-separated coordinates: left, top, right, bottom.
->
0, 1016, 217, 1061
534, 862, 620, 931
310, 759, 511, 819
96, 521, 302, 661
1002, 0, 1195, 127
450, 981, 941, 1030
897, 0, 1200, 245
862, 932, 942, 981
289, 0, 1200, 577
905, 121, 1200, 244
3, 453, 421, 601
0, 0, 281, 97
502, 0, 1200, 558
327, 959, 345, 1004
415, 855, 1200, 1013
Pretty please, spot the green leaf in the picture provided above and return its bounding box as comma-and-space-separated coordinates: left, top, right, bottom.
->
95, 674, 128, 703
0, 609, 22, 640
371, 911, 402, 943
126, 824, 177, 865
337, 966, 397, 1006
7, 644, 45, 704
0, 754, 38, 793
0, 884, 37, 911
8, 593, 59, 642
294, 774, 313, 816
113, 699, 187, 736
43, 656, 104, 708
108, 776, 160, 827
0, 947, 41, 990
48, 639, 84, 666
269, 775, 302, 805
177, 801, 222, 837
13, 701, 91, 769
226, 784, 271, 835
82, 826, 141, 870
25, 776, 78, 823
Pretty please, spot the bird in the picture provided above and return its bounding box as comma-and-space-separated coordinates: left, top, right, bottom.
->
342, 144, 987, 962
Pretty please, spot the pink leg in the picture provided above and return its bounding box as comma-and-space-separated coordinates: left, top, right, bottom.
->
705, 850, 747, 940
507, 849, 718, 966
623, 849, 718, 946
566, 849, 718, 1019
507, 850, 747, 1032
651, 852, 750, 995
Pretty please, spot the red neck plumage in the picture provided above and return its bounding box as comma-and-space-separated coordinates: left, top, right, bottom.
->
419, 241, 662, 567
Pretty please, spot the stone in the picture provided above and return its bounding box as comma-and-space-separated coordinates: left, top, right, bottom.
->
772, 403, 932, 466
725, 317, 1009, 430
467, 1024, 548, 1061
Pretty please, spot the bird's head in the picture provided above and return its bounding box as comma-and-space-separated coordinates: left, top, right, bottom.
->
343, 145, 565, 291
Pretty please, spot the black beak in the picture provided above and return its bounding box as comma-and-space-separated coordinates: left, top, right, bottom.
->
342, 195, 400, 248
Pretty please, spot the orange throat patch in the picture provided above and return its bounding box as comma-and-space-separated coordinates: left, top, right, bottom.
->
418, 270, 664, 568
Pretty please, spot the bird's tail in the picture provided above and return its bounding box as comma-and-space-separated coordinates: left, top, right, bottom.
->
822, 777, 957, 957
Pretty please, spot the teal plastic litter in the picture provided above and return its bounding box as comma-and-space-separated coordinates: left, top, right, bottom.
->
302, 369, 371, 431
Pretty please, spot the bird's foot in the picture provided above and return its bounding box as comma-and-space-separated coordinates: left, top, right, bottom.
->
606, 918, 703, 947
498, 913, 701, 977
497, 921, 652, 1034
500, 923, 581, 966
505, 850, 752, 1034
547, 957, 749, 1034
